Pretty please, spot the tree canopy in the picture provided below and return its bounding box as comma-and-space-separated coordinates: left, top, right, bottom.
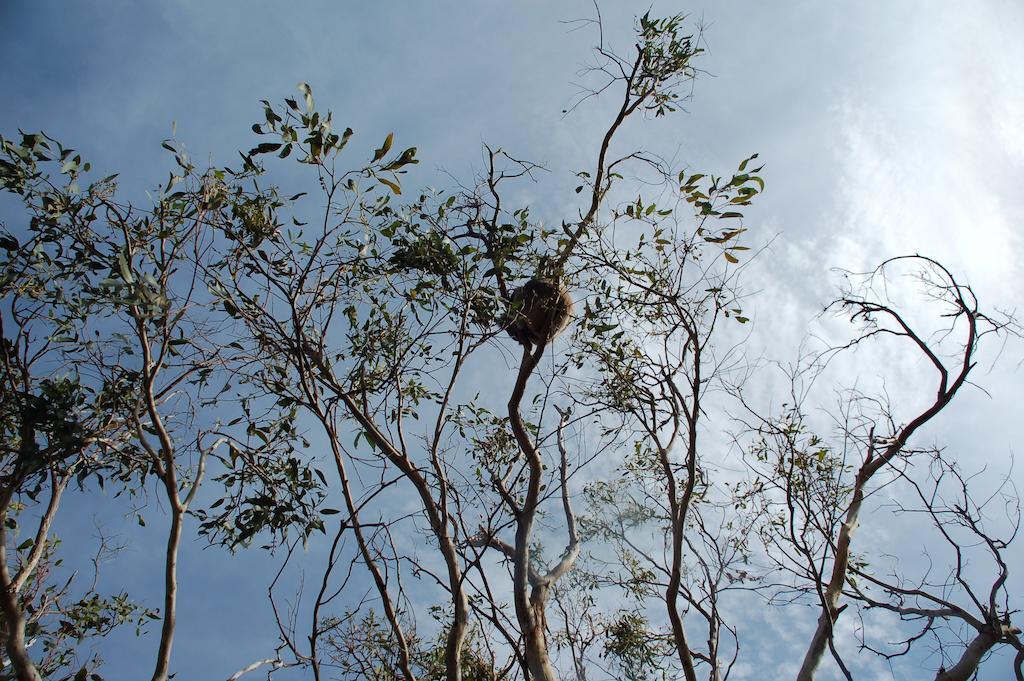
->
0, 8, 1021, 681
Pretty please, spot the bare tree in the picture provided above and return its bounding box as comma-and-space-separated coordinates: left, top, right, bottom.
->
844, 452, 1023, 680
741, 255, 1020, 680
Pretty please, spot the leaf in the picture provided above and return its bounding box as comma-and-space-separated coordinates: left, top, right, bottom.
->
298, 82, 314, 110
724, 252, 739, 264
116, 253, 135, 284
251, 142, 282, 155
378, 177, 401, 195
386, 147, 418, 169
373, 132, 394, 162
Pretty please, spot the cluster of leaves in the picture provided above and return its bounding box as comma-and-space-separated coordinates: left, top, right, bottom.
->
635, 12, 703, 117
322, 611, 496, 681
197, 440, 329, 548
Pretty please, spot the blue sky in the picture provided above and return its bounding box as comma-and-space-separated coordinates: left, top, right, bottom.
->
2, 1, 1023, 679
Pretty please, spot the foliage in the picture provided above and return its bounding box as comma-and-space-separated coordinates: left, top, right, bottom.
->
1, 10, 1022, 681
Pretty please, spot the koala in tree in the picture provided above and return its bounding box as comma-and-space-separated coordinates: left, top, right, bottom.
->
505, 278, 574, 350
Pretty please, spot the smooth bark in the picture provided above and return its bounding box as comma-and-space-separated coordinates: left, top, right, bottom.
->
0, 504, 42, 681
934, 628, 1000, 681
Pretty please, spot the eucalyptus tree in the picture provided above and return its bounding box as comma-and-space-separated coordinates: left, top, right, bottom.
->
203, 13, 735, 681
0, 133, 144, 681
573, 155, 763, 681
739, 257, 1022, 681
0, 131, 249, 681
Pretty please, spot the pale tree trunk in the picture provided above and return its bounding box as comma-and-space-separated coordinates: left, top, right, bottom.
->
796, 272, 977, 680
151, 503, 183, 681
664, 341, 701, 681
933, 628, 1000, 681
506, 348, 581, 681
139, 318, 189, 681
337, 393, 470, 681
795, 477, 865, 681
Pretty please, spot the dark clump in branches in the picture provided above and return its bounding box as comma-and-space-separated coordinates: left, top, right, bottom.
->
504, 278, 574, 351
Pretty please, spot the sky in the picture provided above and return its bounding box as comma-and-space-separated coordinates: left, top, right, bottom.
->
2, 1, 1023, 679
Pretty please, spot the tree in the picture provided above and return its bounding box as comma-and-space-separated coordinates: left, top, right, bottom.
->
194, 14, 730, 681
0, 132, 243, 681
1, 10, 1020, 681
740, 257, 1022, 680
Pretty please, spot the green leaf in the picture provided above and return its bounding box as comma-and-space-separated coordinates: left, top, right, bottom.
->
116, 253, 135, 284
